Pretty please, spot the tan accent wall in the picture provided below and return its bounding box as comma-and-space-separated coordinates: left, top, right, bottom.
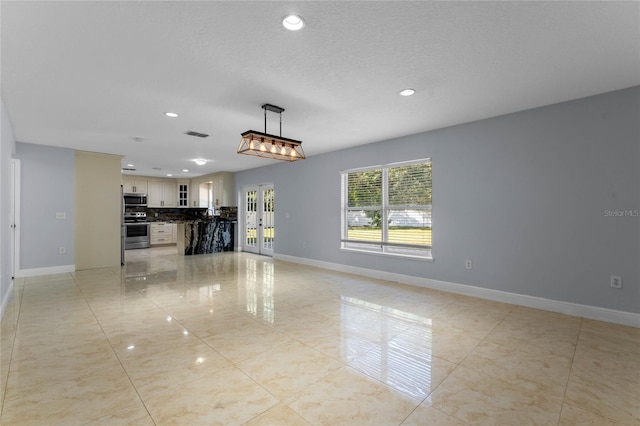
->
75, 151, 123, 270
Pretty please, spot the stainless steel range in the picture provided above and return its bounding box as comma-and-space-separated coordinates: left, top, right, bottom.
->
124, 212, 150, 250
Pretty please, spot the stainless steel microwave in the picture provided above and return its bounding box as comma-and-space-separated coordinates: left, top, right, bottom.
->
123, 193, 148, 206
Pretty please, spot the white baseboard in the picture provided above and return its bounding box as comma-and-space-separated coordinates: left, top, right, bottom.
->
1, 281, 14, 321
275, 254, 640, 328
15, 264, 75, 278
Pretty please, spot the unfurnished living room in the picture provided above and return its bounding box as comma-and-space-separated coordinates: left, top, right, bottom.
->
0, 2, 638, 425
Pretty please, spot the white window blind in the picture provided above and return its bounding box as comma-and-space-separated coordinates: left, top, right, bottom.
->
341, 159, 432, 259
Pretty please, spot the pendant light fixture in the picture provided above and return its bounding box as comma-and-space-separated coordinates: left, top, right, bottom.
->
237, 104, 305, 162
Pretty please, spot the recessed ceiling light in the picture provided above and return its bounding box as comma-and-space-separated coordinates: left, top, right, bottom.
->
166, 173, 173, 177
182, 169, 189, 172
399, 89, 416, 97
283, 14, 305, 31
193, 159, 206, 166
165, 112, 179, 118
127, 164, 134, 167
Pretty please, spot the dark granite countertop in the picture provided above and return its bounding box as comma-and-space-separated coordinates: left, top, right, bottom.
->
143, 207, 237, 223
150, 217, 235, 224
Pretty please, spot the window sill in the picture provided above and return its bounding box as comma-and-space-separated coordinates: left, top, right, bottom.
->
340, 247, 434, 262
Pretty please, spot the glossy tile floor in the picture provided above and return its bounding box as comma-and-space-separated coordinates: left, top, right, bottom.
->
1, 248, 639, 425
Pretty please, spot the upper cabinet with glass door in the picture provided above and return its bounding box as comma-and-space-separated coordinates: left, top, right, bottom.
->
177, 180, 190, 208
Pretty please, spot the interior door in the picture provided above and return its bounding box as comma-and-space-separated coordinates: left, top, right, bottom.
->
260, 185, 274, 256
244, 187, 259, 254
10, 159, 20, 278
243, 184, 274, 256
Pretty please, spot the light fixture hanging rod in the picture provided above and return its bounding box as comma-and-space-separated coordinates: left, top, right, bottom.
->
262, 103, 285, 137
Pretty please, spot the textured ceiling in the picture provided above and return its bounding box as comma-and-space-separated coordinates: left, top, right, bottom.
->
2, 1, 639, 178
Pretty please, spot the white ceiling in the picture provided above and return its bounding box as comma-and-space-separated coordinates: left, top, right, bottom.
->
2, 1, 639, 178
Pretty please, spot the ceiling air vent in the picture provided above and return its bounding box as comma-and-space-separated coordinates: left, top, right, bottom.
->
185, 131, 209, 138
122, 167, 136, 171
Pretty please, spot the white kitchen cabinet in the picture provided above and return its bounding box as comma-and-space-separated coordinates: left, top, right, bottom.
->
150, 222, 175, 245
177, 180, 189, 208
217, 172, 235, 206
122, 179, 134, 193
122, 178, 148, 194
164, 182, 177, 206
189, 180, 200, 208
191, 179, 213, 208
189, 180, 210, 208
212, 176, 223, 209
189, 172, 235, 209
148, 181, 177, 207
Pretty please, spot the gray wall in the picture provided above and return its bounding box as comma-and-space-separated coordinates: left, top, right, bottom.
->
235, 87, 640, 313
14, 143, 75, 270
1, 98, 16, 314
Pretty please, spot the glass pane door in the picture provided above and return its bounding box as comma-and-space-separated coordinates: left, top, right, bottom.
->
244, 187, 258, 253
261, 185, 274, 256
243, 184, 274, 256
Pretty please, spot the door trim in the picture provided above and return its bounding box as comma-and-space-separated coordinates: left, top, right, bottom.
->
241, 184, 274, 256
10, 159, 20, 279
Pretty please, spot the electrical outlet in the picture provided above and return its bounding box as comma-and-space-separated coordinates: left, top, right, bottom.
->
465, 260, 472, 270
58, 246, 66, 254
610, 275, 622, 289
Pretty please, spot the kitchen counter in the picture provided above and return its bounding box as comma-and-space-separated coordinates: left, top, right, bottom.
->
144, 207, 209, 223
176, 218, 234, 255
147, 216, 220, 223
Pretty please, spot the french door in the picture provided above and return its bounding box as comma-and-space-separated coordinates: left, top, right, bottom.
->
243, 184, 274, 256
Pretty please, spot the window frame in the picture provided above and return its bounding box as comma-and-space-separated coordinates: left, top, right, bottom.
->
340, 158, 432, 261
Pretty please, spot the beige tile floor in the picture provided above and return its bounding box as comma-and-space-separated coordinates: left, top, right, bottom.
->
1, 247, 638, 425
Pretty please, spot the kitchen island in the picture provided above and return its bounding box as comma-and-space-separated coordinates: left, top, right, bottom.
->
176, 219, 234, 255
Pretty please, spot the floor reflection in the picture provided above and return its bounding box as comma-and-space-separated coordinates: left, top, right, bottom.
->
241, 258, 275, 324
339, 296, 436, 398
3, 247, 635, 424
123, 246, 459, 402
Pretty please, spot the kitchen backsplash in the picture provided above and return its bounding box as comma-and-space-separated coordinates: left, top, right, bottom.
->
218, 206, 237, 221
123, 206, 238, 222
145, 208, 208, 222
